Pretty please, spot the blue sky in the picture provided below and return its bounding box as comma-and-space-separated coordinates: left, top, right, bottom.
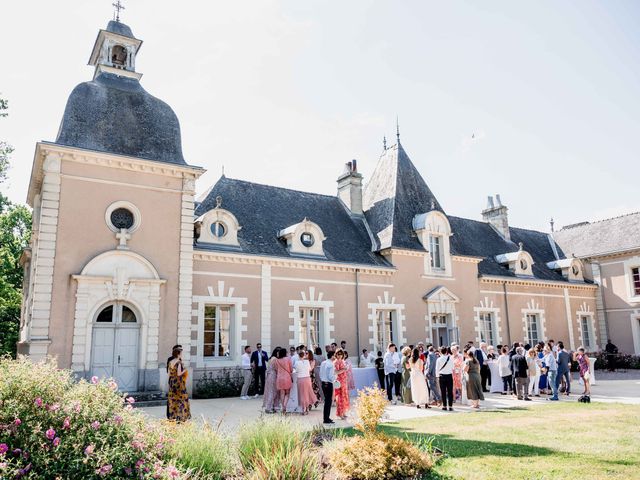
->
2, 0, 639, 231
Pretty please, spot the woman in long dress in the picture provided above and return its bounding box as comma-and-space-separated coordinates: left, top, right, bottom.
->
296, 351, 317, 414
262, 347, 280, 413
409, 347, 429, 408
333, 349, 350, 419
307, 350, 321, 407
274, 348, 293, 415
401, 346, 413, 405
167, 346, 191, 422
464, 349, 484, 409
451, 345, 464, 402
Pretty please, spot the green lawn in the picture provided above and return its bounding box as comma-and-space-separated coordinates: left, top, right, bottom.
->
376, 402, 640, 480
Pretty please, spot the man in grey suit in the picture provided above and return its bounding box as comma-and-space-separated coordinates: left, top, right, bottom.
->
555, 341, 571, 395
426, 345, 441, 405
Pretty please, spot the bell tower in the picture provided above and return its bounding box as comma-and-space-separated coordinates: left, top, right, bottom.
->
87, 17, 143, 80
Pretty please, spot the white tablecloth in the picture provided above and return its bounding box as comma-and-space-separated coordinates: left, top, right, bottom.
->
488, 361, 503, 393
350, 367, 379, 397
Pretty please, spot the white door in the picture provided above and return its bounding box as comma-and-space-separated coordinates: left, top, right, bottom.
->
91, 303, 140, 391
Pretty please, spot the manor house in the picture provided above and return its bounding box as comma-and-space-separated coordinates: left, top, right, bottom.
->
19, 19, 599, 392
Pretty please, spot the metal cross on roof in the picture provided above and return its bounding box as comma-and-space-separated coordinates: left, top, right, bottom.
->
112, 0, 125, 22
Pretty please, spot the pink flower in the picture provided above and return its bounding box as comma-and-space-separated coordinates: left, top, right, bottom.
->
166, 466, 180, 478
91, 421, 101, 430
96, 464, 112, 476
0, 462, 6, 469
14, 419, 21, 426
135, 459, 144, 469
52, 437, 61, 447
126, 396, 135, 404
91, 376, 99, 384
63, 417, 71, 430
45, 428, 56, 440
155, 442, 164, 450
74, 402, 82, 413
108, 380, 118, 391
84, 444, 95, 456
0, 444, 8, 455
34, 397, 43, 407
112, 415, 123, 425
47, 403, 60, 412
131, 440, 144, 450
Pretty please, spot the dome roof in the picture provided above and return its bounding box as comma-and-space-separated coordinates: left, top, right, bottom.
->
55, 72, 187, 165
106, 20, 134, 38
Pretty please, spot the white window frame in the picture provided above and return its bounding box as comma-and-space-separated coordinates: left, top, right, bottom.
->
413, 211, 453, 277
429, 235, 444, 270
298, 307, 323, 348
202, 304, 233, 359
526, 313, 541, 345
623, 257, 640, 304
478, 311, 496, 346
579, 314, 593, 350
374, 310, 396, 353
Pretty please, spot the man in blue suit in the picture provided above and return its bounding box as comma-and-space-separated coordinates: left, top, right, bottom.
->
555, 341, 571, 396
250, 343, 269, 396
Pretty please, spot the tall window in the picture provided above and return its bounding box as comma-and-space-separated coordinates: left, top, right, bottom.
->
375, 310, 395, 352
478, 312, 495, 346
580, 316, 592, 349
526, 314, 540, 344
203, 305, 231, 358
633, 267, 640, 296
299, 308, 322, 347
429, 235, 443, 270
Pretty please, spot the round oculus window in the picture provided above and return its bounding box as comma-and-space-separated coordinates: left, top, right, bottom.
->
520, 259, 528, 270
110, 208, 135, 230
300, 232, 315, 247
211, 221, 227, 238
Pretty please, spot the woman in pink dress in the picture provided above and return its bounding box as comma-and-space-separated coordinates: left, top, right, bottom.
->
296, 351, 317, 414
262, 347, 280, 413
333, 349, 350, 419
274, 348, 293, 414
451, 345, 464, 402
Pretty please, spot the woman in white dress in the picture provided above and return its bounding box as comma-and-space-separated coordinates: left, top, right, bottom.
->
409, 347, 430, 409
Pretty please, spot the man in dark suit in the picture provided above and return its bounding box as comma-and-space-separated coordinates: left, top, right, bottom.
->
555, 341, 571, 395
250, 342, 269, 396
511, 346, 531, 400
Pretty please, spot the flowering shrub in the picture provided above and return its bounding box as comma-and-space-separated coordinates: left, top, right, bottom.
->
353, 387, 387, 435
0, 357, 183, 479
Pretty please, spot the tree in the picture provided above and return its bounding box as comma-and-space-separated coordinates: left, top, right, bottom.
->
0, 95, 32, 356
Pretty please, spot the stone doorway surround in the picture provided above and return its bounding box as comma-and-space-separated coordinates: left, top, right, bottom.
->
71, 249, 166, 391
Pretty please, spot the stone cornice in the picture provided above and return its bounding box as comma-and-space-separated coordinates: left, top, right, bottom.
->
480, 275, 597, 291
380, 247, 482, 264
27, 142, 205, 205
193, 250, 396, 276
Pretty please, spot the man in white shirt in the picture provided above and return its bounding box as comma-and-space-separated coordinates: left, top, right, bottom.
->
435, 346, 454, 411
360, 349, 374, 367
319, 351, 336, 424
383, 343, 401, 404
240, 345, 252, 400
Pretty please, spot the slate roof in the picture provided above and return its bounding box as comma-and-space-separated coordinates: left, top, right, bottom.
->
194, 176, 391, 268
362, 142, 444, 250
55, 72, 187, 165
106, 20, 134, 38
553, 212, 640, 258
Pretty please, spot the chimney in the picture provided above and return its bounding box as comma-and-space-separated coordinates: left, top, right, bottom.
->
482, 194, 510, 241
337, 159, 363, 215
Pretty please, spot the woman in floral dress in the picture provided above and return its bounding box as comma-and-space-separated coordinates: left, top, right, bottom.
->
262, 347, 280, 413
167, 346, 191, 422
401, 346, 413, 405
451, 345, 464, 402
333, 349, 350, 419
307, 350, 321, 408
574, 347, 591, 396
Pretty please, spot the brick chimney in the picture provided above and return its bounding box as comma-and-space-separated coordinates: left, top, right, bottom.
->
337, 160, 363, 215
482, 194, 510, 241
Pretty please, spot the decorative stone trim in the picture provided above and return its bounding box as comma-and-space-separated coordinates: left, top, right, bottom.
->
521, 299, 547, 345
367, 291, 406, 350
193, 280, 249, 368
576, 302, 597, 351
473, 297, 503, 346
562, 288, 576, 350
177, 177, 197, 364
630, 310, 640, 355
288, 287, 335, 347
424, 286, 459, 344
480, 275, 598, 291
261, 265, 272, 351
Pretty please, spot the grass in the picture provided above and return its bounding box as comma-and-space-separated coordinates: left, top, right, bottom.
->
366, 402, 640, 480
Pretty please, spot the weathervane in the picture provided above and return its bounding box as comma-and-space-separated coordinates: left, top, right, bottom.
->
112, 0, 125, 22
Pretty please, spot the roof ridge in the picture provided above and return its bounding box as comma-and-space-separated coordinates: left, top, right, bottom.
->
559, 210, 640, 231
219, 176, 338, 199
449, 215, 551, 237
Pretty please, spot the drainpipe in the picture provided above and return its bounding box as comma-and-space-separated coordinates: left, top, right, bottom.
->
593, 260, 610, 344
502, 281, 512, 345
355, 268, 361, 364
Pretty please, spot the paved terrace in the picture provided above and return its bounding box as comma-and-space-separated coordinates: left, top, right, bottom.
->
142, 371, 640, 433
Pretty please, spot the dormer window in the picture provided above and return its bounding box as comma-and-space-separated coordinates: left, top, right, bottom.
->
111, 45, 128, 67
546, 257, 584, 282
520, 258, 528, 271
195, 206, 241, 249
279, 219, 326, 257
300, 232, 315, 248
429, 235, 443, 270
413, 211, 452, 277
211, 221, 227, 238
495, 246, 534, 276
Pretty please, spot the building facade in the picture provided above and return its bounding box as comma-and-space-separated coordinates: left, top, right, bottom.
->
19, 20, 600, 392
554, 213, 640, 355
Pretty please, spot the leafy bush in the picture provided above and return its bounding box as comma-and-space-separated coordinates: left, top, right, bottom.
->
237, 418, 322, 479
353, 387, 387, 435
194, 368, 250, 399
593, 352, 640, 370
326, 434, 434, 480
0, 357, 182, 479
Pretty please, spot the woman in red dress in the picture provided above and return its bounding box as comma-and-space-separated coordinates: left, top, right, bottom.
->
333, 349, 350, 419
274, 347, 293, 414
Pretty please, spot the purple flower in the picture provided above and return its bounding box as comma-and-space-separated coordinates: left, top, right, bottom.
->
63, 417, 71, 430
12, 449, 22, 457
91, 376, 99, 384
113, 415, 123, 425
52, 437, 61, 447
0, 444, 8, 455
126, 396, 135, 404
84, 444, 95, 456
14, 418, 21, 426
96, 464, 112, 476
74, 402, 82, 413
47, 403, 60, 412
135, 459, 144, 469
34, 397, 43, 407
91, 420, 101, 430
166, 466, 180, 478
45, 428, 56, 440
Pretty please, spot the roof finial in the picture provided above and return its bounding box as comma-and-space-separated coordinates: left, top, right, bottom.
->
215, 196, 223, 208
383, 136, 387, 151
112, 0, 125, 22
430, 198, 436, 210
550, 217, 555, 232
222, 164, 225, 176
396, 115, 400, 143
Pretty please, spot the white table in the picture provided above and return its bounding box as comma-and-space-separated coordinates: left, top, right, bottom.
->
350, 367, 379, 397
488, 361, 503, 393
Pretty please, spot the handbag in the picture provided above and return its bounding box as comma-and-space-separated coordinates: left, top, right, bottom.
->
333, 380, 341, 389
583, 371, 590, 381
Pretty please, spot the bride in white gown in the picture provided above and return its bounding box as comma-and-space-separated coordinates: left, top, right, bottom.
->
410, 348, 430, 408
